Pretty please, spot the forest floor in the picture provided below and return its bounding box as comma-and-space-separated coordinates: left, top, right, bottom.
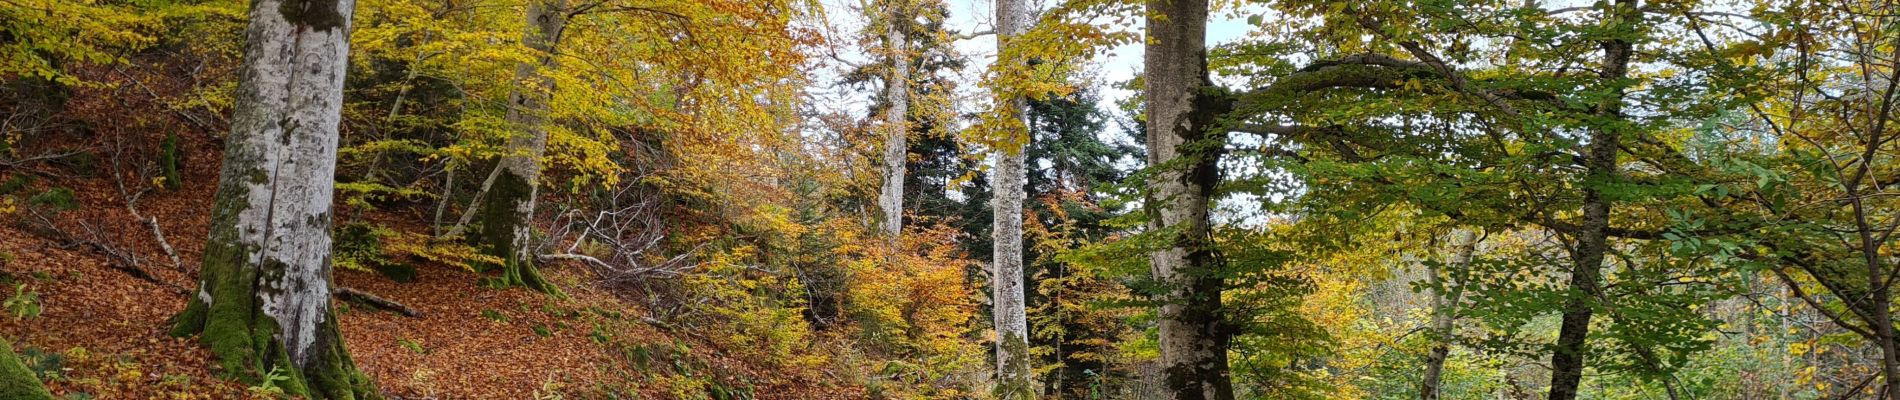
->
0, 124, 865, 399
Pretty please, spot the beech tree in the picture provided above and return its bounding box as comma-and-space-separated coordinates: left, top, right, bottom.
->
168, 0, 377, 398
479, 0, 567, 295
989, 0, 1036, 396
877, 0, 912, 239
1142, 0, 1233, 397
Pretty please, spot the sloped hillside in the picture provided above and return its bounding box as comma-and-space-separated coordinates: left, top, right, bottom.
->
0, 99, 865, 400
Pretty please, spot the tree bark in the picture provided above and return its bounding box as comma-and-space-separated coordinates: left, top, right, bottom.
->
1143, 0, 1233, 398
169, 1, 376, 398
1421, 230, 1477, 400
876, 0, 911, 239
1547, 3, 1633, 398
481, 0, 566, 296
990, 0, 1035, 397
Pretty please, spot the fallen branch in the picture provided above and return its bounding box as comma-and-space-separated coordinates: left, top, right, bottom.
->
104, 132, 183, 271
26, 207, 182, 294
141, 216, 183, 270
538, 252, 615, 270
334, 286, 422, 317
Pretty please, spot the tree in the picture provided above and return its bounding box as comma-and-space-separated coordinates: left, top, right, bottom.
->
877, 0, 912, 239
1021, 88, 1137, 399
168, 0, 377, 398
478, 0, 567, 295
1693, 2, 1900, 395
1142, 0, 1233, 397
989, 0, 1037, 396
1420, 230, 1477, 400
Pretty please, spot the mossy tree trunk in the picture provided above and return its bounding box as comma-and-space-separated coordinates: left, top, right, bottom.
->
0, 338, 51, 400
169, 1, 375, 398
989, 0, 1035, 396
480, 0, 567, 296
1143, 0, 1234, 397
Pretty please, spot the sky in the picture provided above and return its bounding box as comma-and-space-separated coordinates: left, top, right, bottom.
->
938, 0, 1259, 110
809, 0, 1261, 132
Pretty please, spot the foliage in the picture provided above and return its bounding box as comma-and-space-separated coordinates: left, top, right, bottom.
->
3, 284, 38, 320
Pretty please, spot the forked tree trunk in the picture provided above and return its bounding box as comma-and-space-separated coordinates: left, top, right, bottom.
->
1421, 231, 1477, 400
1143, 0, 1233, 398
0, 338, 51, 400
989, 0, 1035, 396
481, 0, 567, 295
876, 0, 910, 239
169, 1, 376, 398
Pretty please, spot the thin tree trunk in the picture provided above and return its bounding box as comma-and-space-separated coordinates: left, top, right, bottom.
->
990, 0, 1035, 396
876, 0, 910, 239
481, 0, 567, 295
1143, 0, 1233, 397
1547, 4, 1633, 398
1421, 230, 1477, 400
169, 1, 375, 398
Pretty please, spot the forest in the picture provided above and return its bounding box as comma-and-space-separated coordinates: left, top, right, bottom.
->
0, 0, 1897, 399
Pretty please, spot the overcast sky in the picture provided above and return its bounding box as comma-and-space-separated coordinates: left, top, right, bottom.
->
809, 0, 1259, 131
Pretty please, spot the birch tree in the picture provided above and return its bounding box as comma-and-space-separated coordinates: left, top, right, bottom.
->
168, 0, 377, 397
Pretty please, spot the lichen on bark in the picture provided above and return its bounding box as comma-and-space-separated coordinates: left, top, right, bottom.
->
169, 0, 375, 398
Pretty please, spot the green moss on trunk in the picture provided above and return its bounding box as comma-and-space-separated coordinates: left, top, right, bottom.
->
159, 132, 182, 190
171, 188, 377, 399
992, 332, 1036, 400
0, 338, 52, 400
478, 170, 562, 296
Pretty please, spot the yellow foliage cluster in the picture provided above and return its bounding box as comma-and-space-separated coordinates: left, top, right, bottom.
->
836, 222, 986, 398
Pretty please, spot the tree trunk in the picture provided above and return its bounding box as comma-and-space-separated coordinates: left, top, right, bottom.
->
1547, 4, 1633, 398
876, 0, 910, 239
990, 0, 1035, 397
0, 338, 51, 400
1420, 230, 1477, 400
480, 0, 566, 295
169, 1, 376, 398
1143, 0, 1232, 398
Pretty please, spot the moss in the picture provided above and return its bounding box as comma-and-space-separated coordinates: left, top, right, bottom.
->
478, 171, 562, 297
159, 133, 182, 190
27, 187, 77, 211
0, 338, 53, 400
171, 186, 378, 399
279, 0, 347, 32
0, 175, 31, 196
992, 332, 1036, 400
